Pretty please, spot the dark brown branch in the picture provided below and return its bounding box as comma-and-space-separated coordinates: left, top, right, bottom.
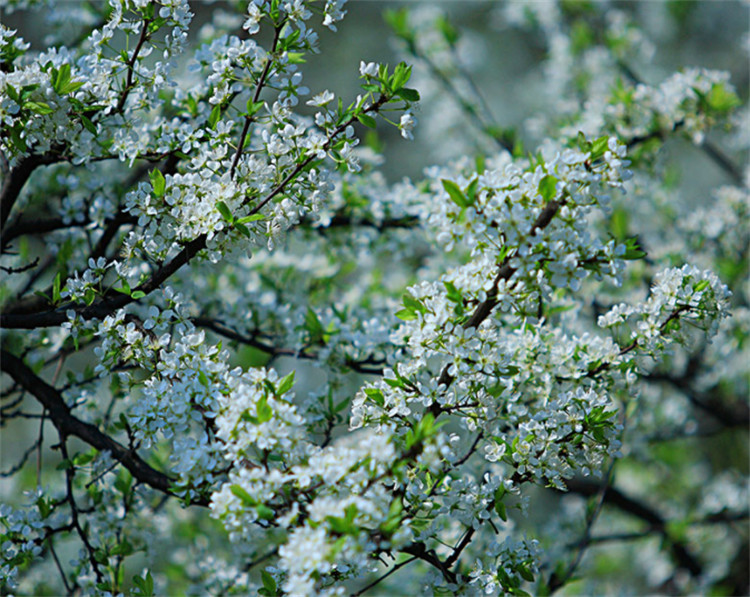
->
229, 26, 282, 179
400, 541, 457, 585
1, 154, 55, 232
59, 440, 104, 584
0, 349, 206, 504
1, 99, 391, 330
645, 371, 749, 428
352, 555, 418, 596
433, 199, 561, 399
2, 217, 80, 250
316, 214, 418, 233
547, 462, 616, 594
0, 257, 39, 274
562, 478, 703, 577
115, 16, 153, 114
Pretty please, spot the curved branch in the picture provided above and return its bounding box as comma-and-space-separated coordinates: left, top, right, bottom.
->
1, 98, 392, 331
432, 198, 562, 401
0, 154, 56, 232
562, 478, 703, 577
0, 349, 206, 505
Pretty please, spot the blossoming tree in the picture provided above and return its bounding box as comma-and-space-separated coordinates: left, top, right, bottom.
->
1, 1, 747, 595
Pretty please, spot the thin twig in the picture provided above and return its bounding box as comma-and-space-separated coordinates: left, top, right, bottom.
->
352, 556, 418, 596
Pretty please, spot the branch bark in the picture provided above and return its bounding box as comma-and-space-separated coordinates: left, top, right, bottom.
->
0, 349, 206, 505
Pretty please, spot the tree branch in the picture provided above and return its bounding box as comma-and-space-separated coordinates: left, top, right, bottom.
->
0, 349, 206, 505
562, 478, 703, 577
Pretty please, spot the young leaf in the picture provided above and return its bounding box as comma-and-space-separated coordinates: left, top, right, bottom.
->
395, 87, 420, 102
216, 201, 234, 223
208, 104, 221, 129
256, 394, 273, 424
357, 113, 377, 128
260, 571, 277, 596
52, 272, 62, 304
538, 174, 558, 203
149, 169, 166, 197
234, 222, 252, 238
26, 101, 54, 115
622, 237, 647, 260
276, 371, 295, 397
441, 179, 470, 208
230, 484, 257, 506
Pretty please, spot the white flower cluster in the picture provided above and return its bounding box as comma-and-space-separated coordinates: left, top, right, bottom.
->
598, 265, 732, 353
606, 68, 738, 145
211, 394, 403, 595
467, 536, 541, 597
0, 0, 192, 165
2, 1, 744, 595
428, 139, 629, 291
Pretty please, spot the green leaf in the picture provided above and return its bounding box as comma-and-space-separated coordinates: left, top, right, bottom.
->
256, 394, 273, 424
132, 570, 154, 597
236, 213, 265, 224
466, 178, 478, 204
518, 563, 535, 582
327, 504, 359, 535
53, 64, 84, 95
538, 174, 558, 203
380, 498, 403, 535
276, 371, 295, 396
609, 207, 629, 240
149, 169, 166, 197
208, 103, 221, 129
395, 87, 420, 102
261, 570, 277, 596
110, 539, 135, 557
357, 113, 377, 128
26, 101, 54, 115
495, 500, 508, 521
216, 201, 233, 223
402, 293, 426, 315
234, 222, 252, 238
390, 62, 412, 90
441, 179, 470, 208
52, 272, 62, 305
286, 52, 306, 64
246, 99, 264, 117
131, 290, 146, 299
395, 308, 416, 321
364, 387, 385, 407
304, 308, 326, 344
706, 83, 740, 114
334, 397, 350, 413
384, 8, 413, 43
114, 470, 133, 495
622, 236, 647, 260
79, 114, 97, 134
693, 279, 710, 292
436, 15, 459, 46
36, 496, 52, 519
6, 84, 19, 103
590, 135, 609, 161
383, 377, 404, 389
256, 504, 275, 520
230, 484, 257, 506
443, 280, 462, 303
